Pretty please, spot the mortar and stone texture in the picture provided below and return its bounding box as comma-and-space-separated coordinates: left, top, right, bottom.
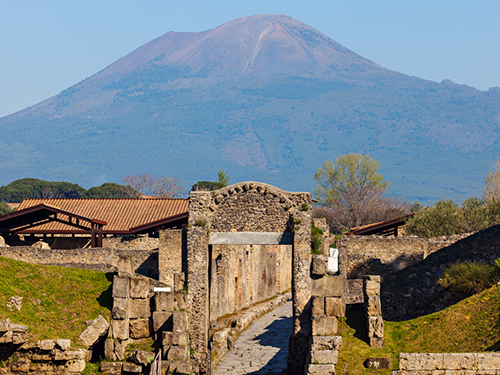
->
336, 233, 472, 279
186, 182, 313, 375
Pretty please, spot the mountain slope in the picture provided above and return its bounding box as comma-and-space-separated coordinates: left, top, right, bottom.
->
1, 14, 499, 202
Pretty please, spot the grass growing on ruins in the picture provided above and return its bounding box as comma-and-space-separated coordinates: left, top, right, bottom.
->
337, 285, 500, 374
0, 256, 112, 344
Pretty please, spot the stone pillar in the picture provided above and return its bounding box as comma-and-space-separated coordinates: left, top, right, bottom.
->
364, 275, 384, 348
288, 197, 313, 375
187, 225, 209, 374
159, 229, 183, 287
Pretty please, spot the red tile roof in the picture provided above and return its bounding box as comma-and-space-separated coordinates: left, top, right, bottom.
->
17, 198, 188, 234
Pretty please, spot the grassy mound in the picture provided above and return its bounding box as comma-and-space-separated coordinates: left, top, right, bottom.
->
337, 284, 500, 374
0, 256, 112, 344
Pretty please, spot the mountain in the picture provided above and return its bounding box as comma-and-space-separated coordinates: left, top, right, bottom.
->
1, 14, 499, 203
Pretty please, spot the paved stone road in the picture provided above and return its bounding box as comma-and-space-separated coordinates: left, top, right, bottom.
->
212, 301, 293, 375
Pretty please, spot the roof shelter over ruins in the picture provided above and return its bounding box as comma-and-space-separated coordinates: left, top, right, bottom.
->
0, 198, 189, 247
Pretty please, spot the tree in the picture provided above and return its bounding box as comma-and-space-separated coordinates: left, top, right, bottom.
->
85, 183, 137, 198
0, 202, 12, 216
0, 178, 86, 202
217, 169, 229, 188
484, 158, 500, 201
313, 154, 398, 232
122, 173, 185, 198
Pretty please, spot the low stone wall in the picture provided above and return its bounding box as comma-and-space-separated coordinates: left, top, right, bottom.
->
0, 320, 87, 375
337, 234, 472, 279
393, 353, 500, 374
0, 247, 158, 279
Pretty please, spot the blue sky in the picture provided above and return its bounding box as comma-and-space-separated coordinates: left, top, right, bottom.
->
1, 0, 499, 118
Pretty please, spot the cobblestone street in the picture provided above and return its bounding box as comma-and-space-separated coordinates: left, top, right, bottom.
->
212, 301, 293, 375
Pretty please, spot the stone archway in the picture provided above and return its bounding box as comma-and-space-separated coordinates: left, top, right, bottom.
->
186, 182, 313, 375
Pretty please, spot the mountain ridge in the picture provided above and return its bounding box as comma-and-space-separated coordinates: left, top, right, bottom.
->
1, 14, 499, 203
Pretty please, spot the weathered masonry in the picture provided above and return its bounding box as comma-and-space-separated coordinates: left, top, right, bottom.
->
185, 182, 314, 375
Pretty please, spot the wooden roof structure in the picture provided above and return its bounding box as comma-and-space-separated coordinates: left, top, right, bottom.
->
347, 214, 411, 236
0, 198, 189, 246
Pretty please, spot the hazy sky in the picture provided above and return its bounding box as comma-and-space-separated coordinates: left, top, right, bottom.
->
1, 0, 499, 118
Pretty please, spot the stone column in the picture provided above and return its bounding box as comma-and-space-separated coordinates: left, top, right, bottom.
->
288, 199, 313, 375
364, 275, 384, 348
186, 224, 210, 374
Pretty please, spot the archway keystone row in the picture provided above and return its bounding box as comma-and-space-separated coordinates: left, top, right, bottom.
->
185, 182, 313, 375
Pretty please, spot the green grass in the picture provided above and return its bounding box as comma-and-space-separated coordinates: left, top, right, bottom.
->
337, 285, 500, 374
0, 256, 112, 345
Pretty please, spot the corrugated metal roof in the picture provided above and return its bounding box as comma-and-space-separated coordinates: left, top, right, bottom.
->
17, 198, 189, 234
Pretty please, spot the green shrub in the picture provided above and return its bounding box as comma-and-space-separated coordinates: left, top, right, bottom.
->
0, 202, 12, 216
439, 260, 500, 294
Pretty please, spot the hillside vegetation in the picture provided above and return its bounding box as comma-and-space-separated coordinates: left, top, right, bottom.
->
0, 256, 112, 344
337, 284, 500, 374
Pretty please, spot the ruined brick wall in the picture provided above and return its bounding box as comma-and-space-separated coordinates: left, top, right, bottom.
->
337, 234, 471, 279
0, 247, 158, 279
158, 229, 184, 287
5, 235, 158, 250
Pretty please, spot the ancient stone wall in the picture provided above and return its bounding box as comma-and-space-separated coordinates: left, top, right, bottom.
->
394, 353, 500, 374
209, 244, 292, 321
158, 229, 184, 287
337, 234, 471, 279
0, 247, 158, 279
186, 182, 312, 375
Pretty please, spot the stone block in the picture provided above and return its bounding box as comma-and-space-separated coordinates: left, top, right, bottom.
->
311, 278, 324, 296
112, 275, 129, 298
9, 323, 28, 333
117, 255, 134, 277
53, 349, 87, 360
312, 315, 326, 336
365, 295, 381, 316
129, 276, 149, 299
399, 353, 444, 371
325, 296, 345, 318
166, 360, 192, 375
12, 333, 28, 345
211, 328, 229, 345
312, 296, 324, 317
367, 316, 384, 338
163, 331, 188, 346
305, 364, 336, 374
164, 345, 188, 361
129, 298, 151, 319
310, 336, 343, 351
66, 359, 86, 373
153, 311, 172, 332
479, 353, 500, 370
443, 353, 480, 370
10, 358, 30, 373
173, 310, 189, 333
174, 291, 188, 310
323, 275, 344, 297
363, 275, 381, 296
155, 292, 174, 312
122, 362, 142, 373
129, 318, 151, 339
104, 339, 116, 360
79, 315, 109, 348
130, 349, 155, 366
174, 272, 186, 292
369, 337, 384, 348
364, 358, 390, 369
0, 320, 9, 332
324, 316, 338, 336
100, 362, 123, 375
114, 340, 124, 361
110, 318, 129, 341
310, 350, 338, 364
311, 254, 327, 276
0, 331, 12, 344
55, 339, 71, 351
112, 297, 128, 320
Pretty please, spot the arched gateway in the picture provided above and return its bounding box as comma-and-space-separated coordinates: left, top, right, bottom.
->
186, 182, 314, 375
